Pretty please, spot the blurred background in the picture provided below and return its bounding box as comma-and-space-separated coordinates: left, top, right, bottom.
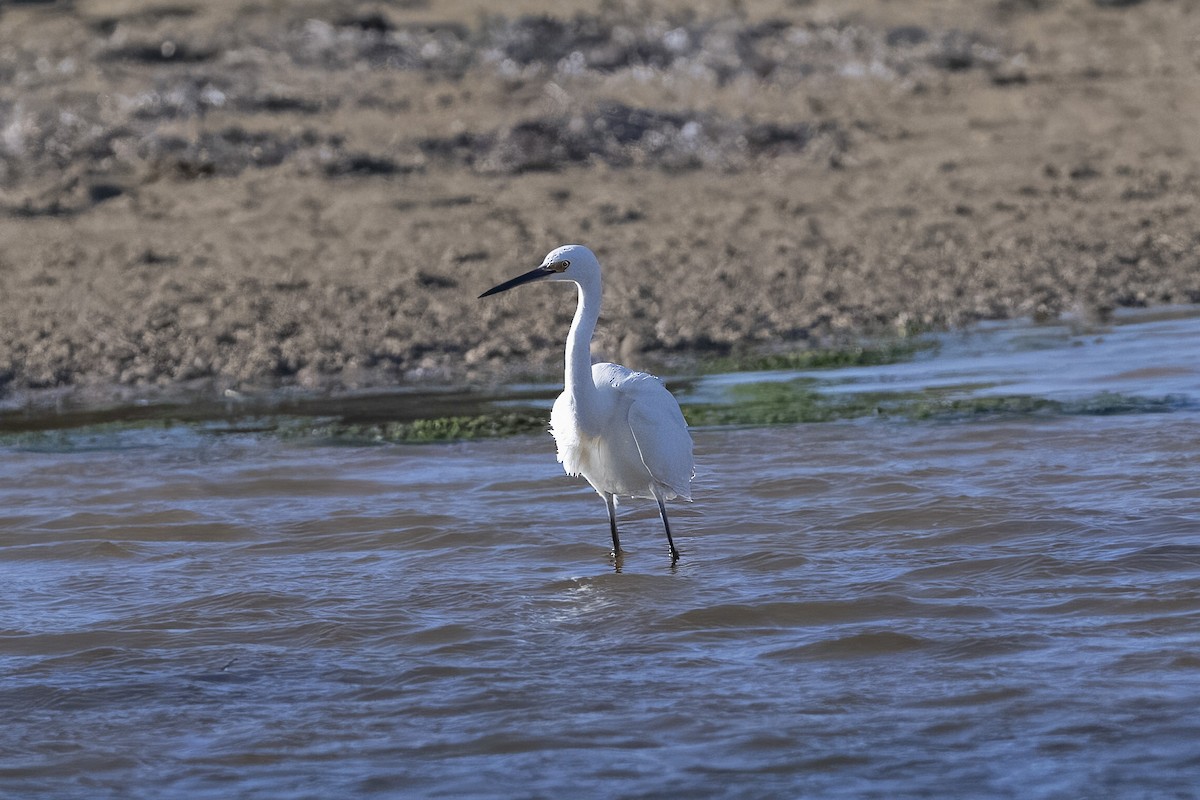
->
1, 0, 1198, 405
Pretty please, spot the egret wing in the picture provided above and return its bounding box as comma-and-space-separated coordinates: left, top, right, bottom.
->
626, 385, 695, 501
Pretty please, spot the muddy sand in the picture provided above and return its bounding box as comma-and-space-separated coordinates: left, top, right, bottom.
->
1, 0, 1198, 412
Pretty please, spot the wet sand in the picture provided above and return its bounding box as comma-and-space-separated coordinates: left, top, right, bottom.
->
2, 0, 1198, 409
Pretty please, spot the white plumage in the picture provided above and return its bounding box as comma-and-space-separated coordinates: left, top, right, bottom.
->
480, 244, 695, 561
552, 362, 694, 501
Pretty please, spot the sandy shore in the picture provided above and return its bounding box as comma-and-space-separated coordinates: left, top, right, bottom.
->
1, 0, 1198, 409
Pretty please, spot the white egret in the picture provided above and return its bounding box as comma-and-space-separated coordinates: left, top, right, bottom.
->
479, 244, 694, 562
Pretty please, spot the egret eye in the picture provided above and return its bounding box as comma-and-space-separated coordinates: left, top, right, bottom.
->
548, 259, 570, 273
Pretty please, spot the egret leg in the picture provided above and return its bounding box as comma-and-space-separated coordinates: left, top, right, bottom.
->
654, 490, 681, 562
604, 492, 622, 556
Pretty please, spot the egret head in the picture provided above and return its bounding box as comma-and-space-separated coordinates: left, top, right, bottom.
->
478, 244, 600, 299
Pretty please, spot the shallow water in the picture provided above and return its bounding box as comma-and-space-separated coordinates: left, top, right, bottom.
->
690, 305, 1200, 407
3, 312, 1200, 798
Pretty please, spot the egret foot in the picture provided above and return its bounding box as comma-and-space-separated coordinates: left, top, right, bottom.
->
609, 548, 625, 573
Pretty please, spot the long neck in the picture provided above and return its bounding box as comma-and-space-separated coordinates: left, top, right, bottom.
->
565, 276, 601, 421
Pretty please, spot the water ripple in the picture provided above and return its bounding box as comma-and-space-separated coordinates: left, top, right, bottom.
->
3, 344, 1200, 797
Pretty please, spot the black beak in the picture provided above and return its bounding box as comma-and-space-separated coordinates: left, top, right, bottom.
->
479, 266, 553, 299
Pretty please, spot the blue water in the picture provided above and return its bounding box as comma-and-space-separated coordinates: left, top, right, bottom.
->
2, 309, 1199, 798
691, 305, 1200, 407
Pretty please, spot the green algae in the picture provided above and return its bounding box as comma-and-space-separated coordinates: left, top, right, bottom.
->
297, 387, 1188, 443
291, 411, 549, 444
1, 390, 1189, 447
0, 373, 1190, 447
701, 340, 934, 374
681, 379, 1188, 429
